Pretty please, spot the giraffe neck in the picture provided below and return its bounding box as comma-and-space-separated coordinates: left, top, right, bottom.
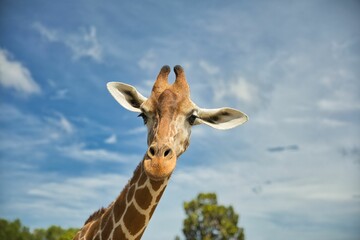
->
75, 160, 169, 240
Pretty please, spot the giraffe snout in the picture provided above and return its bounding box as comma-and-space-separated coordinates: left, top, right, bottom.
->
147, 144, 173, 160
144, 143, 177, 180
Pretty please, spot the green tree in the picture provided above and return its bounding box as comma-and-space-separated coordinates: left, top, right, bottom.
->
58, 228, 79, 240
33, 228, 46, 240
45, 226, 65, 240
182, 193, 245, 240
0, 218, 34, 240
0, 218, 79, 240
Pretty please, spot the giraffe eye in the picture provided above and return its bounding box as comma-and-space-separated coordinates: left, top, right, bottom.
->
188, 115, 197, 125
138, 113, 148, 125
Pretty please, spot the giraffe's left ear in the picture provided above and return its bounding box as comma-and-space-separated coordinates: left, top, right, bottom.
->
196, 107, 248, 130
107, 82, 147, 113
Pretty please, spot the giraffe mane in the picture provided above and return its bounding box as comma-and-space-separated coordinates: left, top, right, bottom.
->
84, 207, 107, 225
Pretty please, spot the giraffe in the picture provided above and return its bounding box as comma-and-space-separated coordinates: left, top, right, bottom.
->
73, 65, 248, 240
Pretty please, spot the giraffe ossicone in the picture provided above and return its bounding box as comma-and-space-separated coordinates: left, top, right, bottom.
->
74, 65, 248, 240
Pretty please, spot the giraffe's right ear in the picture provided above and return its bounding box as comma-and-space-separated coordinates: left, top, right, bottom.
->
107, 82, 147, 113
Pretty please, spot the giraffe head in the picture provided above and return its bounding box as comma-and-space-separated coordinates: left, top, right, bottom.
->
107, 65, 248, 181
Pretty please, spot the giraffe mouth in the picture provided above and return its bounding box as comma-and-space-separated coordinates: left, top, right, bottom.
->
143, 154, 177, 181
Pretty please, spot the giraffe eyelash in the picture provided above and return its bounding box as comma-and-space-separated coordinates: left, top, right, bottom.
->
138, 113, 148, 125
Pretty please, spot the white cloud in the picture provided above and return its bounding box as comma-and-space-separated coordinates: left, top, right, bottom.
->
33, 22, 103, 62
0, 48, 41, 95
32, 22, 58, 41
52, 89, 69, 100
231, 77, 260, 104
199, 60, 220, 75
319, 118, 347, 127
104, 134, 117, 144
68, 26, 102, 61
126, 126, 147, 135
212, 76, 261, 107
317, 99, 360, 112
59, 143, 138, 163
2, 171, 130, 228
44, 113, 75, 135
47, 79, 69, 100
0, 104, 68, 153
138, 49, 157, 72
28, 174, 127, 204
317, 80, 360, 113
283, 117, 348, 128
59, 115, 74, 134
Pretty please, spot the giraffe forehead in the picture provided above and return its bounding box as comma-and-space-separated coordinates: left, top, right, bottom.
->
157, 89, 178, 113
147, 88, 191, 115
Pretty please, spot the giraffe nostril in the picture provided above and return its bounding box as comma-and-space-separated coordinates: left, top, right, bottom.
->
164, 148, 172, 158
148, 146, 156, 157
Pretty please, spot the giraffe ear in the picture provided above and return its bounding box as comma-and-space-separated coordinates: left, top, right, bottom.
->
196, 107, 248, 130
107, 82, 147, 113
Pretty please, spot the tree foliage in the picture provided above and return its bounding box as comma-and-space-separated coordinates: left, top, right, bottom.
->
0, 218, 78, 240
182, 193, 245, 240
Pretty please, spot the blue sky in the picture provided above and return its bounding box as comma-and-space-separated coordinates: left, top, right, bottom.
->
1, 0, 360, 239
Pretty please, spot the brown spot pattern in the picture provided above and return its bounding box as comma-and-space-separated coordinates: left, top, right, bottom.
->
93, 233, 100, 240
101, 217, 113, 240
135, 231, 145, 240
149, 179, 164, 191
114, 194, 127, 223
123, 203, 146, 235
127, 185, 135, 203
86, 222, 99, 240
156, 186, 166, 203
80, 224, 90, 238
135, 186, 152, 210
138, 171, 147, 186
113, 225, 127, 240
100, 208, 112, 229
130, 164, 142, 186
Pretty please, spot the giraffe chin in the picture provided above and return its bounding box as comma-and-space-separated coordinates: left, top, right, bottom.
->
143, 156, 177, 181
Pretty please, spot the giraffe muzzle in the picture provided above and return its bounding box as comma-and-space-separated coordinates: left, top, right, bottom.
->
143, 143, 177, 180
